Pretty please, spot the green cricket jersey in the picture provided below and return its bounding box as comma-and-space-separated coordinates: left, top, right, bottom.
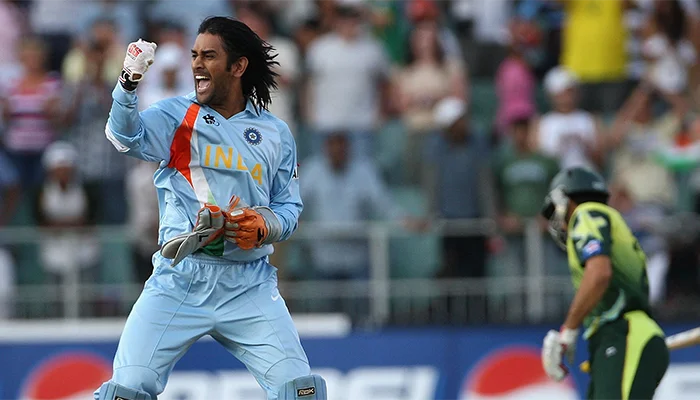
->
566, 202, 652, 339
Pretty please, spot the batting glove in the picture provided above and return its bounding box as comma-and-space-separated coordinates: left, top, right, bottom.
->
120, 39, 157, 91
161, 204, 224, 267
224, 195, 280, 250
541, 327, 578, 382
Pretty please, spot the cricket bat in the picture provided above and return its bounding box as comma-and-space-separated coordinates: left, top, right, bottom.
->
579, 327, 700, 373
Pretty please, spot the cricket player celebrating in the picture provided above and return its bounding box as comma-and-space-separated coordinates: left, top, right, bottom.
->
540, 167, 669, 399
95, 16, 326, 400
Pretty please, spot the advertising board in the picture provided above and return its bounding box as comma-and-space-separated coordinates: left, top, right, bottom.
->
1, 321, 698, 400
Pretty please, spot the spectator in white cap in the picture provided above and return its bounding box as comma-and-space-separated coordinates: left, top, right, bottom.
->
533, 66, 604, 171
425, 97, 496, 311
36, 141, 100, 317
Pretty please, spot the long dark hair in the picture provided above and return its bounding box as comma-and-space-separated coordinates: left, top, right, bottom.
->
404, 22, 445, 66
198, 16, 279, 112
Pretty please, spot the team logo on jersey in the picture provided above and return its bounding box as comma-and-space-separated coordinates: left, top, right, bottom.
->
244, 127, 262, 146
203, 113, 219, 126
292, 163, 299, 179
582, 240, 602, 258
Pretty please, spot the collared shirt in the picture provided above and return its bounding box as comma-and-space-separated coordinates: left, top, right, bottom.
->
299, 155, 401, 272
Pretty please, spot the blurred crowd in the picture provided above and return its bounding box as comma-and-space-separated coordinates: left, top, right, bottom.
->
0, 0, 699, 322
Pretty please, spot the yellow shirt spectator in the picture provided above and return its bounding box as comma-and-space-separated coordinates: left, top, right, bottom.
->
562, 0, 627, 82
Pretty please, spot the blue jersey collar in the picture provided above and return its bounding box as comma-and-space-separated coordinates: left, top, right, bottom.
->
186, 92, 260, 118
243, 98, 259, 116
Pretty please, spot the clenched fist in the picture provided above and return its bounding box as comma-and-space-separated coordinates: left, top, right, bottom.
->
120, 39, 157, 91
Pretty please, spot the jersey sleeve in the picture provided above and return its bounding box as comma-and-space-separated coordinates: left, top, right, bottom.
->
265, 122, 303, 242
570, 208, 613, 264
105, 83, 180, 163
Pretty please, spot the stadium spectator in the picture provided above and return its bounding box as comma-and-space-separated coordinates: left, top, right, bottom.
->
125, 160, 160, 284
238, 4, 301, 135
62, 17, 124, 87
534, 66, 604, 171
607, 83, 680, 210
494, 20, 538, 138
299, 132, 408, 324
303, 2, 390, 160
406, 0, 464, 62
493, 116, 559, 269
427, 97, 495, 280
300, 132, 406, 280
292, 11, 325, 57
640, 0, 696, 108
492, 114, 569, 320
447, 0, 509, 77
392, 19, 467, 185
558, 0, 631, 115
64, 40, 128, 224
0, 0, 26, 83
515, 0, 564, 78
28, 0, 82, 73
0, 36, 62, 192
35, 141, 100, 317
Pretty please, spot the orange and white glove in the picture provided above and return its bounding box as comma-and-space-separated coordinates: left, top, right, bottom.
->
224, 195, 280, 250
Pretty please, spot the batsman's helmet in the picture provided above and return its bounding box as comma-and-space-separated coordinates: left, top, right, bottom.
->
541, 167, 609, 249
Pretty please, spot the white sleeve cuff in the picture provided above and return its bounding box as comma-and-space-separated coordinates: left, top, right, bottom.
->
105, 123, 130, 153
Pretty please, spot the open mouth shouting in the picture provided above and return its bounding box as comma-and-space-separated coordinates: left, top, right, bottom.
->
195, 74, 211, 96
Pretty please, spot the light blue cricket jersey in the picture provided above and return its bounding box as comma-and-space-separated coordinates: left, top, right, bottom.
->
106, 83, 302, 262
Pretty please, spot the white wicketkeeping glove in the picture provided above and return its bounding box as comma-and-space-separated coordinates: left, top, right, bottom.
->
160, 204, 224, 267
541, 327, 579, 382
119, 39, 157, 91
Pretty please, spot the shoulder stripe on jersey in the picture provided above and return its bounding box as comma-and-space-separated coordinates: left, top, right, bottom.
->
168, 104, 201, 187
188, 117, 215, 206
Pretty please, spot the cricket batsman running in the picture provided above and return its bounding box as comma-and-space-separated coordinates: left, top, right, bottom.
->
95, 16, 326, 400
539, 167, 668, 399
